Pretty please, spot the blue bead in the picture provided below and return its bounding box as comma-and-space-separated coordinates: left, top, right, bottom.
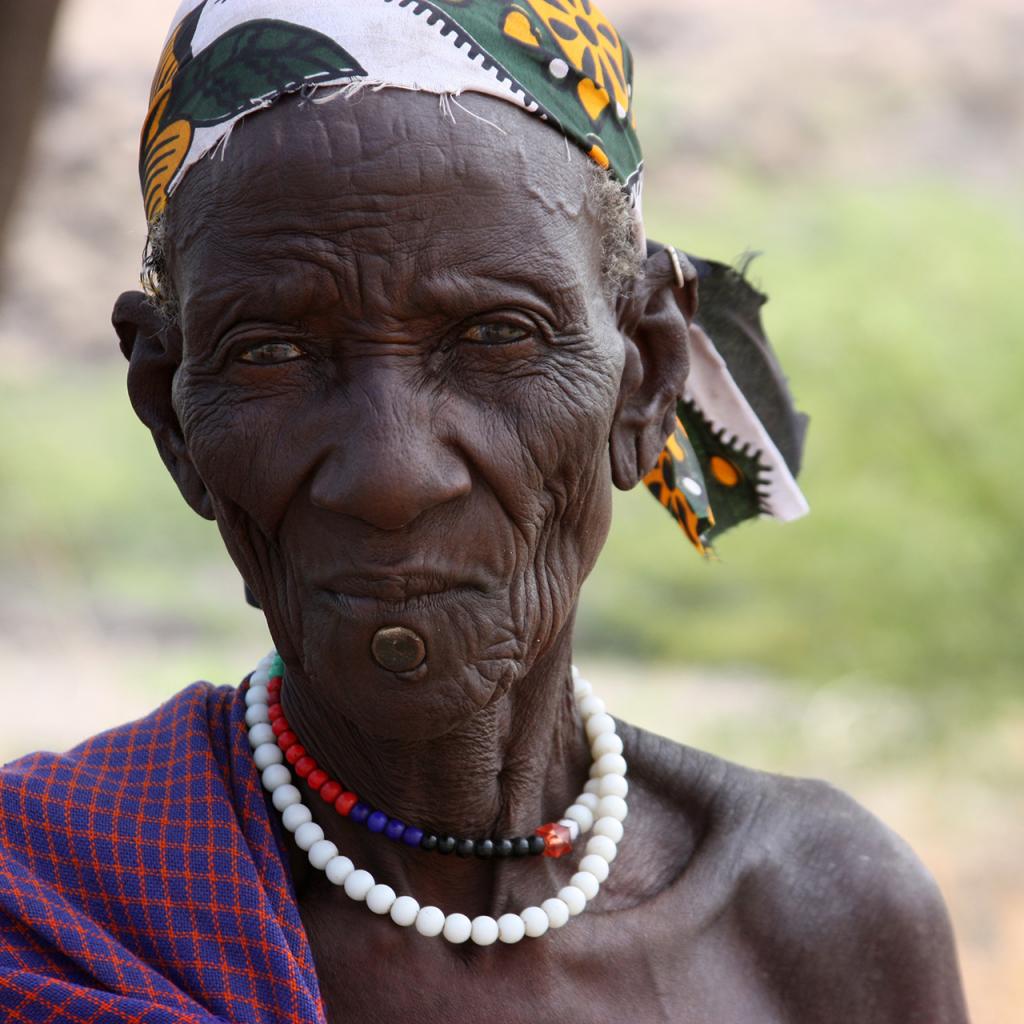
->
367, 810, 388, 833
385, 819, 406, 841
402, 826, 424, 847
350, 802, 371, 824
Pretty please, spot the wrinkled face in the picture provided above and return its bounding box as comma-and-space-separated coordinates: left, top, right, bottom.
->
165, 90, 629, 740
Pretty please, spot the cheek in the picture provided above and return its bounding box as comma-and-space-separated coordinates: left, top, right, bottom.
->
476, 350, 621, 593
174, 371, 317, 536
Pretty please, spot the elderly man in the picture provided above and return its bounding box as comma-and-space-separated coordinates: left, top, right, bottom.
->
0, 1, 967, 1021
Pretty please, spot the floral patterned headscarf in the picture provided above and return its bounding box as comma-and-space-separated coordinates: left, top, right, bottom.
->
142, 0, 809, 553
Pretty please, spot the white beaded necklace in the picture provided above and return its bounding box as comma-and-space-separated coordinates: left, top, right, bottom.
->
245, 650, 628, 945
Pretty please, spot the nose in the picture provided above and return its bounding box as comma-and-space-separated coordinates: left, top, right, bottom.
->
309, 384, 472, 531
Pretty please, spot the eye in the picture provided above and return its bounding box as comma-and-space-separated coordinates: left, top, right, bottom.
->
459, 322, 531, 346
237, 340, 305, 365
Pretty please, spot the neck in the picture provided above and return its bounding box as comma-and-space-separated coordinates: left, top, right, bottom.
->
277, 622, 592, 913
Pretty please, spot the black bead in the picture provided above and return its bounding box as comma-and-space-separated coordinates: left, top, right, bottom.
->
475, 839, 494, 859
420, 833, 439, 852
436, 834, 457, 855
511, 837, 530, 857
493, 838, 513, 858
455, 838, 475, 858
527, 834, 546, 856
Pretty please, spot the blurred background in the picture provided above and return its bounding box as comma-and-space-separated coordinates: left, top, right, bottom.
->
1, 0, 1021, 1016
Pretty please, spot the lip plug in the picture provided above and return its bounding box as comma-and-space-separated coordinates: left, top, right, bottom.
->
371, 626, 426, 673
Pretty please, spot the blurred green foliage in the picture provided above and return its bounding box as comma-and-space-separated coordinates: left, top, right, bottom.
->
2, 180, 1022, 696
584, 180, 1024, 694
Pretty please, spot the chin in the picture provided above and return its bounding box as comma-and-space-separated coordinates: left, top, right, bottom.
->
296, 586, 528, 741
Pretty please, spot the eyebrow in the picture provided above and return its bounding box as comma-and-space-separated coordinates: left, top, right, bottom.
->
186, 243, 593, 345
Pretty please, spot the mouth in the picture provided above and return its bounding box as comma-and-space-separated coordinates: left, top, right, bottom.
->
321, 572, 488, 611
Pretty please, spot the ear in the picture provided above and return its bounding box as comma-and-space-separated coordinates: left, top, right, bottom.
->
113, 290, 214, 520
609, 245, 696, 490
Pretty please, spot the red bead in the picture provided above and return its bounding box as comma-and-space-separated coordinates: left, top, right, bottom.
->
284, 744, 306, 765
294, 756, 316, 778
267, 704, 284, 721
335, 791, 358, 816
276, 733, 297, 752
535, 822, 573, 859
320, 780, 342, 804
271, 718, 290, 737
268, 675, 283, 688
306, 768, 328, 791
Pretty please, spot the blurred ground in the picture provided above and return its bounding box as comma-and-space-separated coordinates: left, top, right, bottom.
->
1, 0, 1022, 1019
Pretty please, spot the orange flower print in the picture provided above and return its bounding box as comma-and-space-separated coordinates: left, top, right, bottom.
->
524, 0, 629, 122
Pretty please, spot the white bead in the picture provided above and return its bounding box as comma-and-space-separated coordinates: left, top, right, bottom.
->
308, 839, 339, 870
250, 668, 270, 686
570, 871, 600, 900
593, 816, 624, 843
564, 803, 594, 833
261, 764, 291, 791
415, 905, 446, 937
570, 664, 580, 680
390, 896, 420, 927
280, 803, 312, 832
579, 854, 610, 882
244, 704, 269, 727
343, 869, 375, 901
596, 795, 628, 822
573, 677, 592, 699
443, 913, 472, 944
592, 753, 627, 778
558, 885, 587, 916
598, 774, 628, 799
586, 835, 618, 862
591, 733, 623, 758
470, 916, 500, 946
325, 856, 354, 886
557, 818, 580, 841
294, 822, 325, 851
253, 742, 283, 770
578, 695, 605, 719
583, 778, 603, 795
520, 906, 549, 938
541, 898, 570, 929
577, 792, 600, 813
497, 913, 526, 944
245, 685, 269, 707
248, 723, 275, 747
585, 712, 616, 741
366, 884, 397, 915
271, 784, 301, 811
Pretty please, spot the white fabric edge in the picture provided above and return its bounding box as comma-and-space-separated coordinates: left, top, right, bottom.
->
685, 324, 810, 523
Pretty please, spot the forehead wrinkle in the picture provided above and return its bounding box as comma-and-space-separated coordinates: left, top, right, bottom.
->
174, 88, 591, 232
168, 89, 604, 334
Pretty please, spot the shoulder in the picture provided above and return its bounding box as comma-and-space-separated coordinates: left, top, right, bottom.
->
0, 681, 240, 856
736, 773, 968, 1021
620, 724, 969, 1022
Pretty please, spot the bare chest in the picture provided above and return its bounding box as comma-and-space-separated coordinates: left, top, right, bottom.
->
300, 898, 784, 1024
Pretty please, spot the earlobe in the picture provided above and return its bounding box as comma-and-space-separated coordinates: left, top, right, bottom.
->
112, 290, 215, 521
609, 248, 693, 490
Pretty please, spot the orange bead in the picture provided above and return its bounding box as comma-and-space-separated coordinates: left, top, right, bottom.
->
535, 822, 573, 859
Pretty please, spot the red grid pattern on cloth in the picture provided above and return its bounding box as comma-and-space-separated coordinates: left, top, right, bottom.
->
0, 682, 326, 1022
